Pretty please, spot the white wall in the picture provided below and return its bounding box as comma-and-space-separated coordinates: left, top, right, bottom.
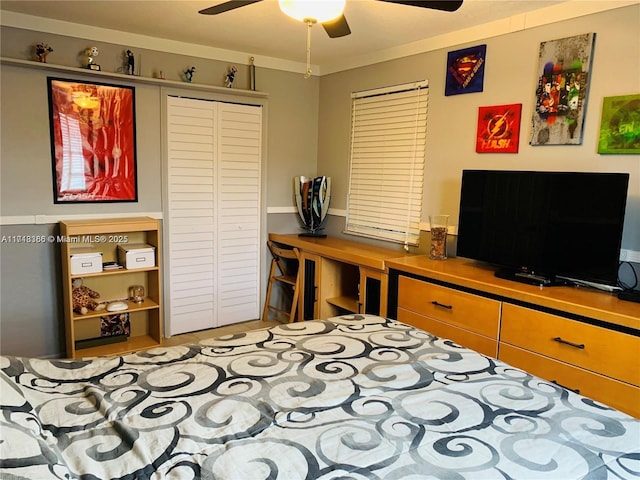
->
317, 4, 640, 254
0, 26, 320, 357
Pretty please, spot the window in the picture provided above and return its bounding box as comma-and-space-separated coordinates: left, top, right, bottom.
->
345, 81, 428, 246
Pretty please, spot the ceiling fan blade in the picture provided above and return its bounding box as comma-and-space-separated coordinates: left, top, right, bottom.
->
199, 0, 263, 15
322, 14, 351, 38
376, 0, 463, 12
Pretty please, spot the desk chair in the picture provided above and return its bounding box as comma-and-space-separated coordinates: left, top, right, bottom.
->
262, 241, 301, 323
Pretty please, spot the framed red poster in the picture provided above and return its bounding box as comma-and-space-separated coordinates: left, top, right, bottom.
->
475, 103, 522, 153
48, 77, 137, 203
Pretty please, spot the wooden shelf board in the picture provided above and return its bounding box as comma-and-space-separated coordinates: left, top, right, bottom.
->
1, 57, 267, 99
71, 266, 159, 278
60, 217, 159, 235
326, 296, 359, 313
74, 335, 162, 358
72, 298, 159, 321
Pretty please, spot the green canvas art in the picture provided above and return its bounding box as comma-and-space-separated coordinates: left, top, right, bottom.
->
598, 94, 640, 154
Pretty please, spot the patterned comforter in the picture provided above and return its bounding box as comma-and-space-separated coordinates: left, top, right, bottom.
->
1, 314, 639, 479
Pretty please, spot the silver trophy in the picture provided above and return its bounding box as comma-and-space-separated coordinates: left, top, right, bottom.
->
294, 176, 331, 237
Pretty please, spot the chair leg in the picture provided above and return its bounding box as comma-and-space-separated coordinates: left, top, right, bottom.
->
288, 283, 299, 323
262, 260, 277, 321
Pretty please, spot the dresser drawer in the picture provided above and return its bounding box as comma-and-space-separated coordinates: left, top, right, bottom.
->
398, 308, 498, 357
499, 343, 640, 419
398, 276, 501, 339
501, 303, 640, 386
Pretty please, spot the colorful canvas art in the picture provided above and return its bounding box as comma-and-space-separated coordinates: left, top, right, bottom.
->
445, 44, 486, 96
530, 33, 596, 146
476, 104, 522, 153
597, 94, 640, 154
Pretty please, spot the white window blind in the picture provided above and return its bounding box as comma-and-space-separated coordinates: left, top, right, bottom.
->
346, 81, 428, 246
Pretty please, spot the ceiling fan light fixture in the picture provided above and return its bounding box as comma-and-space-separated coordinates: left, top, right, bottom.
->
278, 0, 346, 23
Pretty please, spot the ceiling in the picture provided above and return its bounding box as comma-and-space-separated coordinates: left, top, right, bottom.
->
0, 0, 605, 72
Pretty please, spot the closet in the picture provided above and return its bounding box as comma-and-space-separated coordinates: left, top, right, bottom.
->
165, 96, 262, 335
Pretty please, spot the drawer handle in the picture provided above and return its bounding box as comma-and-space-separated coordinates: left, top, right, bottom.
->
553, 337, 585, 349
551, 380, 580, 394
431, 301, 453, 310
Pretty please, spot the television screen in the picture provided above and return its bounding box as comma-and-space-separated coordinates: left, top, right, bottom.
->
456, 170, 629, 287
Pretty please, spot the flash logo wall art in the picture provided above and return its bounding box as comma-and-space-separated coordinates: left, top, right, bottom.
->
476, 104, 522, 153
530, 33, 596, 146
445, 44, 486, 96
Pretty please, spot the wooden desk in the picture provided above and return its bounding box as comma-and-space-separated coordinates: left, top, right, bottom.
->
269, 234, 410, 320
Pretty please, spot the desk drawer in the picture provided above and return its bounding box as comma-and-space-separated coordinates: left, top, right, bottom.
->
398, 276, 500, 339
499, 343, 640, 419
398, 308, 498, 357
501, 303, 639, 387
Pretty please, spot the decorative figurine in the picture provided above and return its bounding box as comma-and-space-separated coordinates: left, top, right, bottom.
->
85, 46, 101, 70
225, 65, 238, 88
125, 49, 135, 75
34, 42, 53, 63
184, 66, 196, 83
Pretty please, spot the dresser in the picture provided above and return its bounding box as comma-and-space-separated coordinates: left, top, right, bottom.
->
386, 255, 640, 418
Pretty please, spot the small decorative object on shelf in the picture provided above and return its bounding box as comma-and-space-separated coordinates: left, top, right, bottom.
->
72, 278, 106, 315
225, 65, 238, 88
184, 66, 196, 82
129, 285, 145, 304
34, 42, 53, 63
125, 49, 135, 75
85, 46, 101, 70
429, 215, 449, 260
294, 176, 331, 237
100, 312, 130, 337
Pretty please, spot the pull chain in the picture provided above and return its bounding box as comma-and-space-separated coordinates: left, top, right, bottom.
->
304, 19, 316, 79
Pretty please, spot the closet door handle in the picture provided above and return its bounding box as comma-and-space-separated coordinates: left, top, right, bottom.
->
551, 380, 580, 394
431, 301, 452, 310
553, 337, 585, 349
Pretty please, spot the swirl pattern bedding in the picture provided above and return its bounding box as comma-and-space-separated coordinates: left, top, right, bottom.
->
1, 314, 638, 479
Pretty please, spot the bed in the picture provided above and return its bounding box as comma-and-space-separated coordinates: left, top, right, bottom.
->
1, 314, 638, 479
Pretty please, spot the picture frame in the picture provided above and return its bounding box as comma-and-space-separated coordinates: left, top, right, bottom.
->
47, 77, 138, 203
445, 44, 486, 96
597, 94, 640, 154
530, 33, 596, 146
475, 103, 522, 153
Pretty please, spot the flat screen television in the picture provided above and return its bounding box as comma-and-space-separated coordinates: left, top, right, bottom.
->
456, 170, 629, 288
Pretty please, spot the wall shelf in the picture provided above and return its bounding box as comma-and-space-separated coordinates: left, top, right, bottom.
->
1, 57, 268, 98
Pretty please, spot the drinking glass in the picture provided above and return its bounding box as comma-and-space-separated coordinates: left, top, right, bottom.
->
429, 215, 449, 260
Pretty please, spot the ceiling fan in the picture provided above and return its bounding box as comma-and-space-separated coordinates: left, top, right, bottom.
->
199, 1, 464, 39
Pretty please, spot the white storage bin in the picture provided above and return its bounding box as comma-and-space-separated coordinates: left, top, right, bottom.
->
70, 248, 103, 275
118, 244, 155, 269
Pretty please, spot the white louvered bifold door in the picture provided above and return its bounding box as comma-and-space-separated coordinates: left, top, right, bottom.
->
166, 97, 262, 335
215, 102, 262, 326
